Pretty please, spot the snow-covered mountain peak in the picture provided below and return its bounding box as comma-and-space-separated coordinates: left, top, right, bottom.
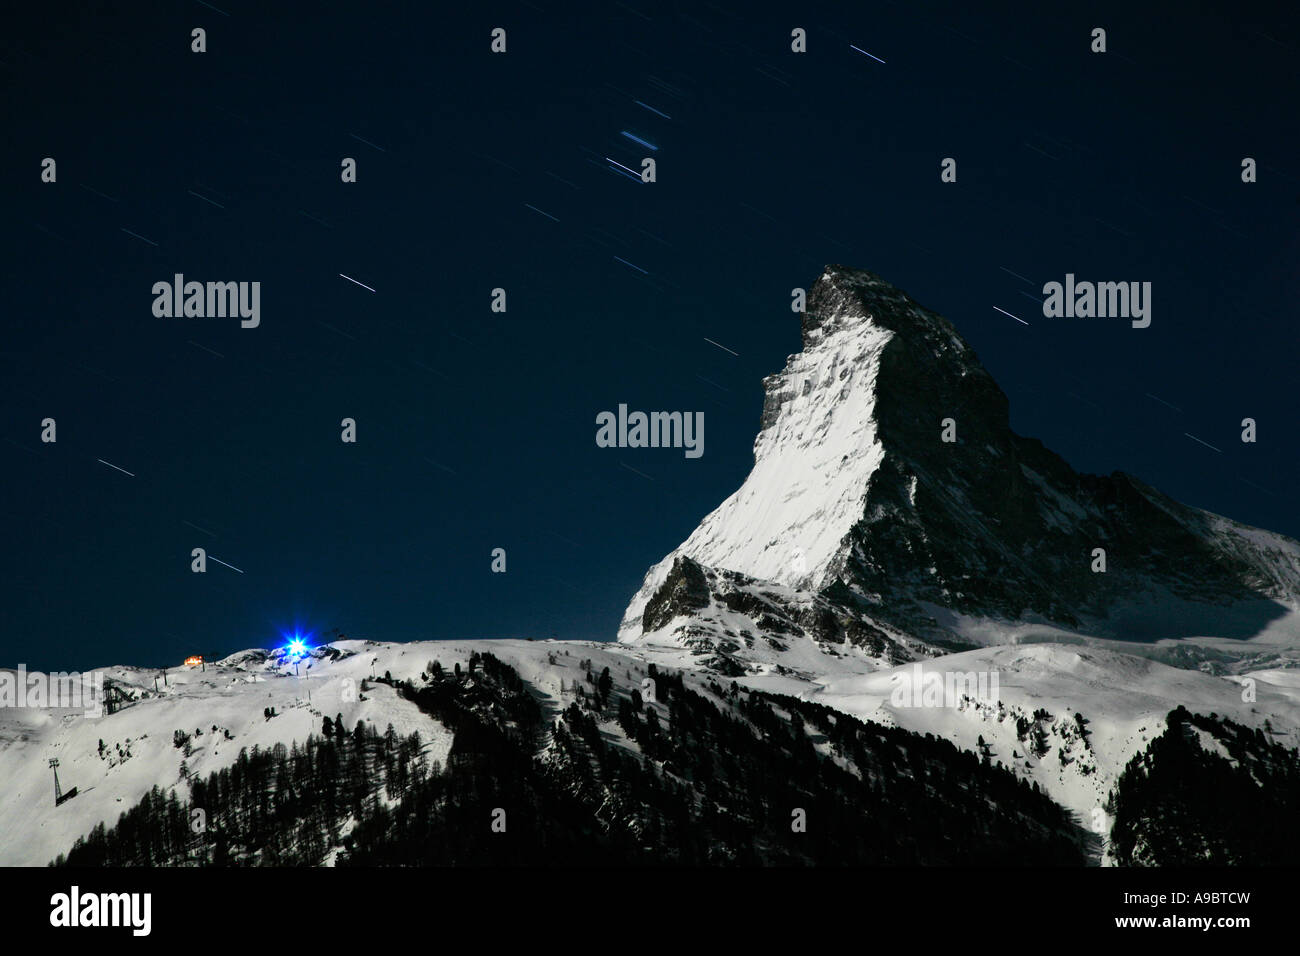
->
617, 270, 913, 647
621, 264, 1300, 659
619, 264, 1020, 645
801, 265, 969, 352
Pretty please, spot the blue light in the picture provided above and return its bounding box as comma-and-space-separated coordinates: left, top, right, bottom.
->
282, 632, 310, 659
278, 627, 315, 661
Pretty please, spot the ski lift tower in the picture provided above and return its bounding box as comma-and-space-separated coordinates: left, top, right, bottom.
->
49, 758, 77, 806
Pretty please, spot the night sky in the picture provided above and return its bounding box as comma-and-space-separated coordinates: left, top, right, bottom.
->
4, 1, 1297, 671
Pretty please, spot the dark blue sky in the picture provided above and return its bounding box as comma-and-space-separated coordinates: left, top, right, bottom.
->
3, 1, 1297, 670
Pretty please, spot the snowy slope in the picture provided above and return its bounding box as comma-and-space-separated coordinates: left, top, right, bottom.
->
803, 644, 1300, 836
5, 632, 1299, 867
0, 637, 683, 867
611, 614, 1300, 863
620, 269, 895, 642
0, 641, 454, 867
655, 309, 890, 587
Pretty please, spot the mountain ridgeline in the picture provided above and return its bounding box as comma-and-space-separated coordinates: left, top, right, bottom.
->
54, 654, 1086, 866
621, 265, 1300, 666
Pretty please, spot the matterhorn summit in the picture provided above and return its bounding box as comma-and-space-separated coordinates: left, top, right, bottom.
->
619, 265, 1300, 671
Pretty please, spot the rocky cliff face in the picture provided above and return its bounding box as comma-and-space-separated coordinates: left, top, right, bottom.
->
620, 265, 1300, 668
